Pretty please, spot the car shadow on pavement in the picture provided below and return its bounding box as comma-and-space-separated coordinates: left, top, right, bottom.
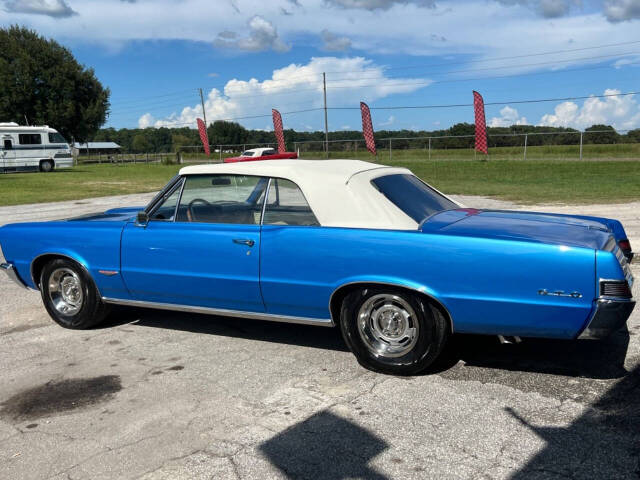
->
100, 307, 350, 352
100, 307, 631, 377
509, 364, 640, 478
427, 327, 630, 380
259, 410, 390, 480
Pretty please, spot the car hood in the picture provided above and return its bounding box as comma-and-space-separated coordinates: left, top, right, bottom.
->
65, 207, 142, 222
421, 208, 613, 250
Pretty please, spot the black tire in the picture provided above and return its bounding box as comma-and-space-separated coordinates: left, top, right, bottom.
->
339, 287, 449, 376
40, 160, 54, 172
40, 258, 110, 329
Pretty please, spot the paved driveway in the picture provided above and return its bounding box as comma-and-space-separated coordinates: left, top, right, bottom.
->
0, 194, 638, 479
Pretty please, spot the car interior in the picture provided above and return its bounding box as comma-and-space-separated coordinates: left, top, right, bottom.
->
150, 175, 319, 226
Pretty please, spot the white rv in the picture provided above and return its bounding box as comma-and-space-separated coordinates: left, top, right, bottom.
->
0, 123, 73, 173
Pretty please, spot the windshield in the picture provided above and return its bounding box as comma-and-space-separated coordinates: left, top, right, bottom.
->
372, 174, 457, 223
48, 132, 68, 144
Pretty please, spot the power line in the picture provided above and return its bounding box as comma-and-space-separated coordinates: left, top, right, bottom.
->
329, 91, 640, 110
125, 91, 638, 129
325, 39, 640, 77
325, 51, 640, 88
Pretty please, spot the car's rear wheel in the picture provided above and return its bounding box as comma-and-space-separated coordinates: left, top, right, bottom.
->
339, 287, 449, 375
39, 160, 54, 172
40, 258, 110, 329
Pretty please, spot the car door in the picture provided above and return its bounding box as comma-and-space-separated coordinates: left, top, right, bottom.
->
120, 174, 269, 312
258, 178, 329, 319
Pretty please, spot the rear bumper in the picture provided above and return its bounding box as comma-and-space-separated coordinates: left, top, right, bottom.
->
578, 297, 635, 339
0, 263, 29, 289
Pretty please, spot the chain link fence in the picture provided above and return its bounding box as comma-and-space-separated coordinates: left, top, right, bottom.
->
294, 129, 639, 162
78, 129, 638, 165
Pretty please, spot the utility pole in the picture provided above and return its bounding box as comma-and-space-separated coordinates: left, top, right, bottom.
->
199, 88, 208, 129
323, 72, 329, 159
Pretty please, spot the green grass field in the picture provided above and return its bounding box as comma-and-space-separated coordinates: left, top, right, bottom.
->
1, 153, 639, 206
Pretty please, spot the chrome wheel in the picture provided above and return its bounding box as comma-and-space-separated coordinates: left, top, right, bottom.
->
48, 268, 84, 315
357, 294, 419, 358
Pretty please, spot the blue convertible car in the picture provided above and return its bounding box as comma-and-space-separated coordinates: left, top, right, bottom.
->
0, 160, 635, 374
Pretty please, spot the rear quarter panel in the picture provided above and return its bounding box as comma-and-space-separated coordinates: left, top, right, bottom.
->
0, 221, 129, 298
260, 226, 597, 338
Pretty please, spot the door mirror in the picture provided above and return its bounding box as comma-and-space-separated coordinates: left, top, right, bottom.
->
136, 211, 149, 227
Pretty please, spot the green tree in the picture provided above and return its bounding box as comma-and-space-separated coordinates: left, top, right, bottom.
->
131, 134, 151, 153
209, 120, 249, 146
0, 26, 110, 142
625, 129, 640, 143
584, 125, 619, 144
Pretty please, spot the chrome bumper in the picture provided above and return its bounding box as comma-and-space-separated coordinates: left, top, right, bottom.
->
0, 263, 28, 289
578, 297, 635, 339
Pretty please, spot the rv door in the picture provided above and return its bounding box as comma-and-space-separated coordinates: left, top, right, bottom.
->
1, 137, 15, 171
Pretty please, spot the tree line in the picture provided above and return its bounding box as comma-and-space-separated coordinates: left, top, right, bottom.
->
93, 121, 640, 153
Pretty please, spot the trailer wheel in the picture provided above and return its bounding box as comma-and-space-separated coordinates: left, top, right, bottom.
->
40, 160, 54, 172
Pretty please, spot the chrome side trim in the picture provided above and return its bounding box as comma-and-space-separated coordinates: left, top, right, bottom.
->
328, 281, 455, 333
98, 270, 119, 277
101, 297, 335, 327
1, 263, 29, 289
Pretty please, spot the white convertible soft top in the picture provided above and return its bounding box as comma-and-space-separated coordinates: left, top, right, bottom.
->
180, 159, 458, 230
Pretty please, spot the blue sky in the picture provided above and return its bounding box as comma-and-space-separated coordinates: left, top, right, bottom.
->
2, 0, 640, 132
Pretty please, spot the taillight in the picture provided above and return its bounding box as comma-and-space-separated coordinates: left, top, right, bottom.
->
619, 239, 631, 252
600, 280, 632, 298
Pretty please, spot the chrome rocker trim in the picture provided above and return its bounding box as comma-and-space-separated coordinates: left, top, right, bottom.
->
1, 263, 29, 289
101, 297, 335, 327
578, 297, 635, 339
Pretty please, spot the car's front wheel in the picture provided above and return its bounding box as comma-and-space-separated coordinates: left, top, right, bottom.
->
40, 258, 110, 329
339, 287, 449, 375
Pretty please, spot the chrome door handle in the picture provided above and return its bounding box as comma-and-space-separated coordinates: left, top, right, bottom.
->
233, 238, 255, 247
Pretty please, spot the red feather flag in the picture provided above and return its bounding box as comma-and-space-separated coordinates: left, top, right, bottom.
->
473, 91, 488, 155
197, 118, 210, 156
272, 109, 286, 153
360, 102, 376, 156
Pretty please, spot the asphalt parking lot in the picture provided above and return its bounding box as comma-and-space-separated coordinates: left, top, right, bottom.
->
1, 193, 639, 480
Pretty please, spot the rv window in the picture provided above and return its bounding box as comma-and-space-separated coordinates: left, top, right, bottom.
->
3, 139, 12, 150
48, 132, 67, 144
19, 133, 42, 145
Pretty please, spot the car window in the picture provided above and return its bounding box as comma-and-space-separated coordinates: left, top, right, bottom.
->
176, 175, 268, 224
150, 180, 183, 221
371, 174, 457, 224
3, 139, 12, 149
18, 133, 42, 145
263, 179, 319, 226
261, 149, 276, 156
48, 132, 67, 144
241, 151, 254, 157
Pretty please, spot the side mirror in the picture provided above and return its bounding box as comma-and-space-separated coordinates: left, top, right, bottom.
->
136, 211, 149, 227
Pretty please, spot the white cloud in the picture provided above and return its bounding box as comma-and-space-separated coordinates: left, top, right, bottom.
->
613, 56, 640, 68
321, 30, 352, 51
603, 0, 640, 22
494, 0, 576, 18
378, 115, 396, 127
3, 0, 639, 64
489, 106, 528, 127
214, 15, 290, 52
539, 89, 640, 130
3, 0, 76, 17
140, 56, 430, 129
138, 113, 154, 129
324, 0, 437, 10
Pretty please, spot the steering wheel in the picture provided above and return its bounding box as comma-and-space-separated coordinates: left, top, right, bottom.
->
187, 198, 211, 222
